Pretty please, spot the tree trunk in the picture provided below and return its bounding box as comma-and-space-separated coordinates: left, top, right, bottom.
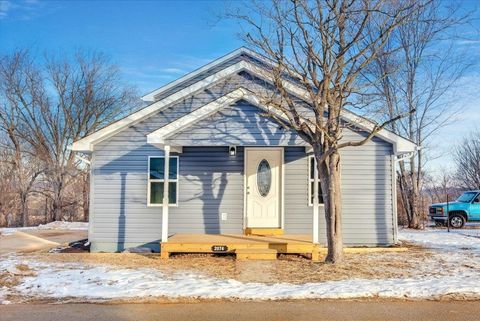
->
408, 154, 421, 229
21, 193, 28, 227
318, 151, 344, 264
397, 159, 422, 229
52, 187, 63, 222
52, 175, 64, 222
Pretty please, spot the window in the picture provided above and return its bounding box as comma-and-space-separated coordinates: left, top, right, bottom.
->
148, 156, 179, 206
308, 156, 324, 206
456, 191, 477, 203
257, 159, 272, 197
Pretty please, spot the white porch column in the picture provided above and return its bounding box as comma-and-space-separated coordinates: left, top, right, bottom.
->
313, 157, 319, 244
161, 145, 170, 242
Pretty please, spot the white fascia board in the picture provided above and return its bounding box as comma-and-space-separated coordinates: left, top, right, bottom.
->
72, 51, 417, 153
147, 88, 248, 144
242, 62, 418, 154
141, 47, 256, 102
341, 111, 418, 154
71, 61, 250, 152
147, 88, 289, 145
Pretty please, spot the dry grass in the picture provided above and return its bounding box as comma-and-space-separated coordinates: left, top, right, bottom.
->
15, 264, 31, 272
0, 262, 37, 291
0, 271, 21, 288
35, 248, 433, 284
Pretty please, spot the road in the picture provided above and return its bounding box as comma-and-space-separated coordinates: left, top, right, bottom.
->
1, 301, 479, 321
0, 229, 87, 254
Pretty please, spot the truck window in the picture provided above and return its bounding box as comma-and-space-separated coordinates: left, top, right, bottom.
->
457, 192, 477, 203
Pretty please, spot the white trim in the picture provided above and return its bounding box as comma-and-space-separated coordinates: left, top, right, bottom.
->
147, 155, 179, 207
391, 155, 398, 244
308, 156, 325, 207
243, 148, 249, 230
72, 61, 251, 152
242, 61, 418, 155
312, 154, 319, 244
281, 148, 285, 231
243, 148, 248, 230
243, 147, 284, 230
161, 146, 170, 242
141, 47, 264, 102
146, 88, 288, 145
71, 50, 418, 154
88, 153, 95, 240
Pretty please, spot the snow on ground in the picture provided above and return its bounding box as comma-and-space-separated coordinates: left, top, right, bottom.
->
0, 221, 88, 236
0, 228, 479, 303
398, 228, 480, 250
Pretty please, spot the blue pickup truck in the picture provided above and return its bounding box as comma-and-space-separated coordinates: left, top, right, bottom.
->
429, 190, 480, 228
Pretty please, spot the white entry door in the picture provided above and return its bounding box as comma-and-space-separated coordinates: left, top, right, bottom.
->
245, 148, 283, 228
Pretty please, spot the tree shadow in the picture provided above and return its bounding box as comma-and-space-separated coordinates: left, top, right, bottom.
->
91, 68, 317, 251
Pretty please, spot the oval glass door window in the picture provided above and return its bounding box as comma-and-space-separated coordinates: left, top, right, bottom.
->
257, 159, 271, 197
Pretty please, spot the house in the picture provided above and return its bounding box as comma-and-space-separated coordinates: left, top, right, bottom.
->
71, 48, 417, 257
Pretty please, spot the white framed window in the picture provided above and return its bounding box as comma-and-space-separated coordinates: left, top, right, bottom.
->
148, 156, 179, 206
308, 156, 324, 206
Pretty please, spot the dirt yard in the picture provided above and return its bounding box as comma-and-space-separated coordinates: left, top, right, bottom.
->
31, 245, 432, 284
2, 228, 480, 303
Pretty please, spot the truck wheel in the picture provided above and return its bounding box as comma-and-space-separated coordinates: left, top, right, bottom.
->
449, 214, 465, 229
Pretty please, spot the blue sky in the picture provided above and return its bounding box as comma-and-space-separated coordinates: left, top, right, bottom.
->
0, 0, 243, 92
1, 0, 479, 175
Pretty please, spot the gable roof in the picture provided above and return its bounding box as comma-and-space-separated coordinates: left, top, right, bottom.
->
147, 87, 288, 145
141, 47, 263, 102
71, 47, 418, 154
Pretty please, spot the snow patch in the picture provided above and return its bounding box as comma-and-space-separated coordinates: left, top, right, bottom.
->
398, 228, 480, 251
0, 221, 88, 236
0, 229, 479, 303
0, 254, 478, 301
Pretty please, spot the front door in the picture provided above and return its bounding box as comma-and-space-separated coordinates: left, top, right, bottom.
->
245, 148, 282, 228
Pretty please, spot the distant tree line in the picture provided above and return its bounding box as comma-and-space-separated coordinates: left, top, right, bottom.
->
0, 50, 138, 227
396, 130, 480, 227
362, 0, 474, 228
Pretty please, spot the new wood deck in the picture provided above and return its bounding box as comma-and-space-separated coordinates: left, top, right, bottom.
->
160, 234, 407, 260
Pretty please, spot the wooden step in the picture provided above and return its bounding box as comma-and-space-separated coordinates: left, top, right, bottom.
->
244, 228, 284, 236
235, 248, 278, 260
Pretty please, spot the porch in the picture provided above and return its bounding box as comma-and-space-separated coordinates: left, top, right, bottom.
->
160, 234, 407, 261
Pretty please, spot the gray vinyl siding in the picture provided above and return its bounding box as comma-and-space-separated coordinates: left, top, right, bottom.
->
167, 100, 307, 146
91, 146, 244, 252
283, 138, 394, 246
170, 146, 244, 234
89, 59, 396, 251
284, 147, 314, 235
91, 141, 393, 251
340, 137, 394, 245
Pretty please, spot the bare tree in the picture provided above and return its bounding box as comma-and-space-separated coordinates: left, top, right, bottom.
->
0, 54, 44, 226
228, 0, 425, 263
455, 130, 480, 190
0, 50, 137, 225
366, 1, 471, 228
0, 138, 20, 227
